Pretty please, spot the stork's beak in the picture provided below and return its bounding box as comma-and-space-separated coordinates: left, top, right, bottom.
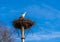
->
22, 12, 27, 18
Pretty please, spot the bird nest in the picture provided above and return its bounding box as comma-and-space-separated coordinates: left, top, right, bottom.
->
13, 18, 34, 30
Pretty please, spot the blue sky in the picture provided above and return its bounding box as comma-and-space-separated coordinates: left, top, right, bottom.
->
0, 0, 60, 42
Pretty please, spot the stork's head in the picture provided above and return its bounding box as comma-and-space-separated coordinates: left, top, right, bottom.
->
22, 12, 27, 18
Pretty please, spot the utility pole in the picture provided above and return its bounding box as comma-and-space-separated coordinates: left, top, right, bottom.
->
21, 26, 24, 42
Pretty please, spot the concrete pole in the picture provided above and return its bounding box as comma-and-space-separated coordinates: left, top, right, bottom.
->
21, 26, 24, 42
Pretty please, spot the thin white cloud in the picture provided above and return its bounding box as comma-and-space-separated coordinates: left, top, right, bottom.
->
40, 4, 60, 20
25, 32, 60, 41
41, 3, 60, 13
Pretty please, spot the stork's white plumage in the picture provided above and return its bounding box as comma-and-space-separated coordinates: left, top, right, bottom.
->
22, 12, 27, 18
